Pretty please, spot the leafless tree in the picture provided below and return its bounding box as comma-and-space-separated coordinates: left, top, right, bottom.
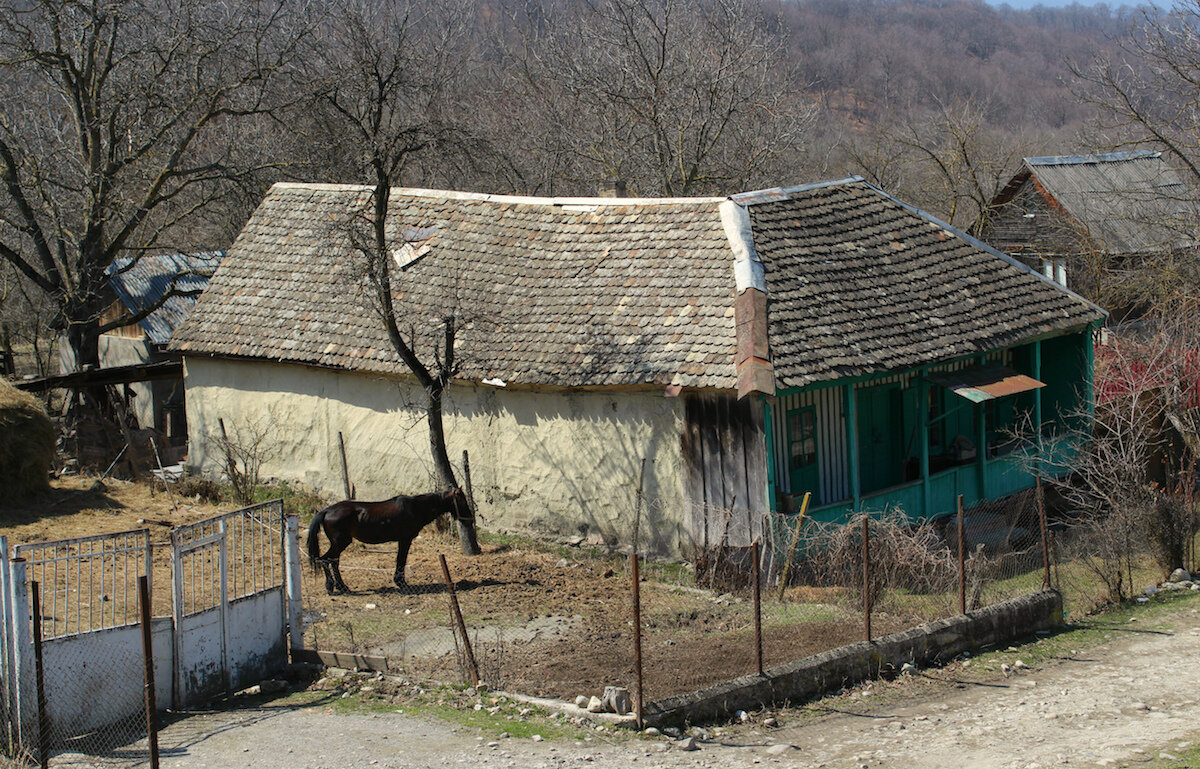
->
304, 0, 481, 554
0, 0, 307, 378
491, 0, 816, 196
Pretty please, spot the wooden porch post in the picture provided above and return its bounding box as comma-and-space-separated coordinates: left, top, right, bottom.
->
919, 370, 931, 517
845, 383, 861, 511
763, 396, 777, 512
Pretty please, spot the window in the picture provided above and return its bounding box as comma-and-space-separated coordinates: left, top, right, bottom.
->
788, 408, 817, 470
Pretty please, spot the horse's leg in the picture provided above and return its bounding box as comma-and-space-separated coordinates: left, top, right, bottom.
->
393, 536, 413, 589
322, 533, 353, 595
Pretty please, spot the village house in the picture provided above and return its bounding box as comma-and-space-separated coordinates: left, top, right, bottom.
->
170, 178, 1103, 556
979, 150, 1197, 313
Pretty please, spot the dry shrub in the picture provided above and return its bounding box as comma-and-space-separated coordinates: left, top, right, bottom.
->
0, 376, 55, 501
804, 509, 956, 609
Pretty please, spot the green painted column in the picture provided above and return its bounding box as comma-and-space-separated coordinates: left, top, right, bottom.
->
919, 370, 930, 518
763, 396, 777, 512
1084, 323, 1098, 420
976, 355, 987, 503
1033, 339, 1043, 456
845, 383, 861, 511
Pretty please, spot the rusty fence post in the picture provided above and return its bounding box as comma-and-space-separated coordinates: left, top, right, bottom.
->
631, 552, 644, 730
138, 576, 160, 769
957, 495, 966, 615
752, 538, 763, 676
1037, 476, 1051, 590
861, 517, 872, 643
30, 582, 48, 769
438, 555, 480, 687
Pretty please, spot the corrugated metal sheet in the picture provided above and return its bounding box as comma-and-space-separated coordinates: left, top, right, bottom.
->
1024, 151, 1197, 254
105, 252, 224, 345
928, 364, 1044, 403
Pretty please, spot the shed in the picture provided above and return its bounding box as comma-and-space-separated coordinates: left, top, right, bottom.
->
171, 178, 1103, 555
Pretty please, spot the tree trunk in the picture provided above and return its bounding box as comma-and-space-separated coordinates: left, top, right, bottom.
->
428, 385, 481, 555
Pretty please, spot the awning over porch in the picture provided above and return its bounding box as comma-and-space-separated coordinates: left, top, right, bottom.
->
928, 364, 1044, 404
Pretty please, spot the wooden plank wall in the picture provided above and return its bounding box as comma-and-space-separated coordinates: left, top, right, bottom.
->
683, 394, 768, 549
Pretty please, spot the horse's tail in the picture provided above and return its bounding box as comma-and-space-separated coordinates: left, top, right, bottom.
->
306, 507, 328, 571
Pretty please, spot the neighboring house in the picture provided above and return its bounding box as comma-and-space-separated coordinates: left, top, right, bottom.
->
979, 150, 1197, 305
72, 252, 222, 442
170, 179, 1103, 557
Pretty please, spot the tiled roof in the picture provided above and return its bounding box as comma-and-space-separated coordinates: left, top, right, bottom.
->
171, 179, 1103, 392
170, 184, 737, 389
1013, 151, 1196, 254
106, 252, 224, 345
745, 180, 1104, 389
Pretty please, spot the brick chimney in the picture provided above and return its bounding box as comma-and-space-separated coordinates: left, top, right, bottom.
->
597, 180, 627, 198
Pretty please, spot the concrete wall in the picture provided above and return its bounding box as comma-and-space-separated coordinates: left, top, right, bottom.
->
645, 590, 1064, 726
175, 588, 285, 708
41, 617, 173, 737
183, 357, 692, 555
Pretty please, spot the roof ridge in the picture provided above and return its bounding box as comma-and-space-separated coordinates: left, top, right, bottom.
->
727, 176, 865, 205
269, 181, 723, 207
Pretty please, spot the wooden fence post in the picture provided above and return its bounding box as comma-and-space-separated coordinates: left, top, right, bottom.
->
438, 555, 479, 687
752, 538, 763, 676
30, 581, 48, 769
958, 495, 966, 615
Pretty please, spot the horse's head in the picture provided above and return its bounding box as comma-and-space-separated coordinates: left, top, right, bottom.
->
444, 487, 482, 555
444, 487, 473, 521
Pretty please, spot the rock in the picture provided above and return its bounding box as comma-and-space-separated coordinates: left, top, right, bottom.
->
567, 536, 586, 547
677, 737, 699, 751
601, 686, 632, 715
532, 735, 544, 742
765, 744, 794, 756
574, 695, 588, 708
663, 727, 681, 738
326, 667, 350, 678
900, 662, 917, 675
363, 603, 377, 610
763, 717, 778, 728
1001, 663, 1012, 676
1145, 585, 1158, 596
586, 696, 604, 713
557, 558, 570, 568
1013, 660, 1029, 670
1170, 568, 1191, 583
643, 727, 660, 736
735, 709, 750, 723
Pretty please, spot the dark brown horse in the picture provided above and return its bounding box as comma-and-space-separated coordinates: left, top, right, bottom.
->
306, 488, 480, 594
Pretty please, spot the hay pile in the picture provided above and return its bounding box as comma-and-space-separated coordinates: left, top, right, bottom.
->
0, 377, 55, 500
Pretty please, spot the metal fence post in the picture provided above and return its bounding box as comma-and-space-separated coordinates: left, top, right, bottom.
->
862, 516, 872, 643
957, 495, 966, 615
9, 558, 34, 753
30, 582, 48, 769
0, 535, 13, 754
170, 533, 185, 709
752, 538, 763, 676
138, 576, 160, 769
631, 552, 644, 730
283, 516, 304, 655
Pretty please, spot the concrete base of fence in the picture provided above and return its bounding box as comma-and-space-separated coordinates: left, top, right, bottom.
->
643, 590, 1063, 728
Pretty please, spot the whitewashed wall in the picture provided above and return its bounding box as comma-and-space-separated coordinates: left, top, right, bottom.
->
183, 357, 692, 555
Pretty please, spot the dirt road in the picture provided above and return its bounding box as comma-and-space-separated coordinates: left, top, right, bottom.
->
120, 601, 1200, 769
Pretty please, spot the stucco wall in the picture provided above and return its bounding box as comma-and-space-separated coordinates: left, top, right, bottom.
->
183, 357, 692, 555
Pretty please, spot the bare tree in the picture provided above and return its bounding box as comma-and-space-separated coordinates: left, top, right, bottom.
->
305, 0, 481, 554
0, 0, 306, 379
492, 0, 816, 196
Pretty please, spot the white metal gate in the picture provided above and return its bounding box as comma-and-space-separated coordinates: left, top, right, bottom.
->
169, 499, 291, 708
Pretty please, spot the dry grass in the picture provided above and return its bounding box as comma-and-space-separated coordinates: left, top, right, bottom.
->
0, 375, 54, 501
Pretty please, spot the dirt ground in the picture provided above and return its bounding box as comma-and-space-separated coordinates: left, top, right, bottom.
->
65, 591, 1200, 769
3, 477, 940, 703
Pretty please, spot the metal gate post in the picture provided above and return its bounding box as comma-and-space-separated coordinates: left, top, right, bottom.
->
8, 559, 34, 751
217, 520, 231, 694
283, 516, 303, 655
170, 532, 185, 709
0, 535, 13, 753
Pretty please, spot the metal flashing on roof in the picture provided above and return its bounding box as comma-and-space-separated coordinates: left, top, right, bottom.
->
728, 176, 864, 207
719, 200, 765, 293
1025, 150, 1160, 167
928, 364, 1044, 403
269, 182, 722, 208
